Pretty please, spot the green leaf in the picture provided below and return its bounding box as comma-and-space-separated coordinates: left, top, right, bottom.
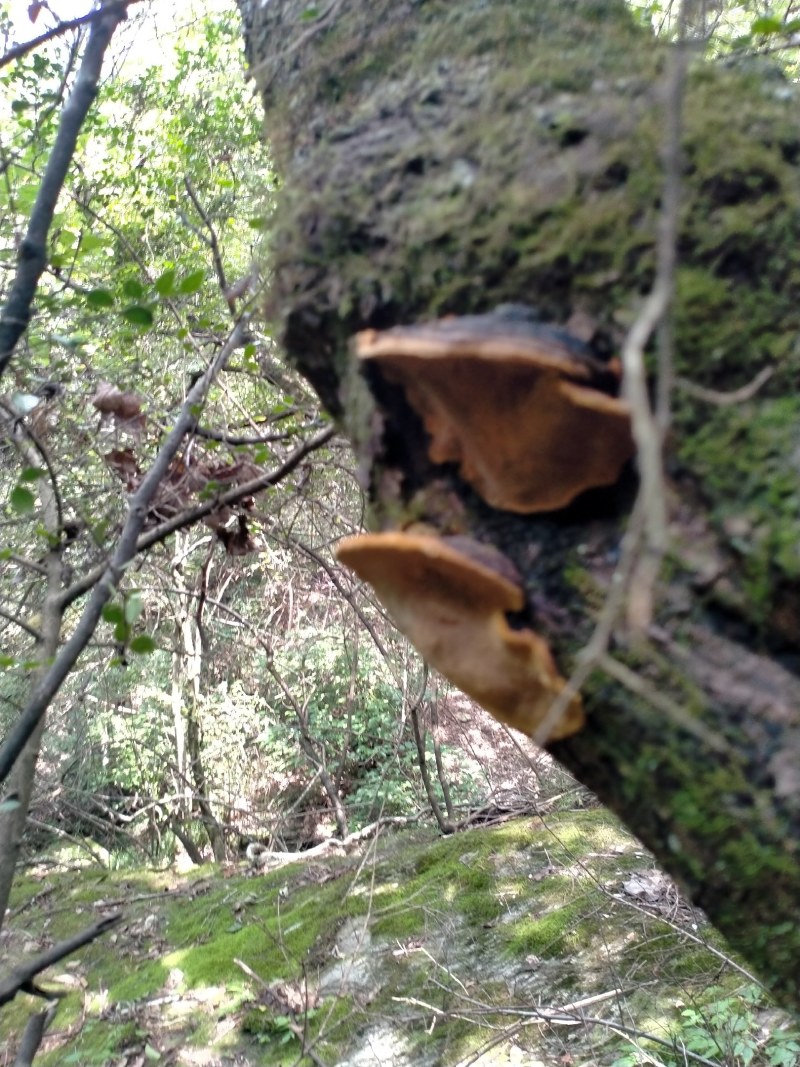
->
123, 278, 145, 299
178, 269, 205, 295
122, 304, 154, 327
102, 603, 125, 625
16, 184, 37, 212
56, 229, 78, 249
751, 15, 784, 35
81, 233, 105, 252
114, 621, 129, 643
20, 467, 46, 482
86, 288, 115, 309
143, 1044, 161, 1061
130, 635, 157, 655
155, 269, 177, 296
125, 593, 144, 624
300, 7, 320, 20
10, 487, 35, 514
35, 524, 59, 547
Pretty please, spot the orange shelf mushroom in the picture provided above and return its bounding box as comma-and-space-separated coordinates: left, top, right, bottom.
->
356, 316, 635, 513
336, 531, 584, 742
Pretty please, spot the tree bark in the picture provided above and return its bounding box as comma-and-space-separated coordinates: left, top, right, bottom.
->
0, 430, 64, 933
237, 0, 800, 1011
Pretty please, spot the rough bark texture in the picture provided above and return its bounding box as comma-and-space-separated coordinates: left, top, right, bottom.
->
237, 0, 800, 1010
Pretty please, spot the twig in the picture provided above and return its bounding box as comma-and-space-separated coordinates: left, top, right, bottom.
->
0, 1, 145, 71
6, 555, 48, 576
5, 554, 48, 580
0, 914, 122, 1007
676, 365, 774, 406
410, 672, 455, 834
25, 816, 107, 867
606, 888, 764, 989
533, 20, 689, 746
532, 496, 647, 746
534, 807, 768, 994
193, 421, 320, 446
621, 16, 688, 632
570, 1015, 720, 1067
596, 652, 732, 753
280, 533, 392, 663
0, 606, 42, 641
404, 995, 723, 1067
183, 175, 231, 310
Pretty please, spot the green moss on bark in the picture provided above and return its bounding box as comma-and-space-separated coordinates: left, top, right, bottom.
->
239, 0, 800, 1010
243, 2, 800, 622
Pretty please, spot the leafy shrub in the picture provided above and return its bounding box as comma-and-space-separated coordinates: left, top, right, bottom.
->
258, 631, 420, 822
614, 983, 800, 1067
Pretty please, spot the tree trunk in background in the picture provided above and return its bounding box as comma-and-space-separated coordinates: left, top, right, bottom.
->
186, 710, 227, 863
237, 0, 800, 1010
0, 438, 64, 933
170, 548, 227, 864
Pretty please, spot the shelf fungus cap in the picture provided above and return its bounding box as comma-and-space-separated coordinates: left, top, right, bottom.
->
336, 531, 584, 741
356, 319, 635, 514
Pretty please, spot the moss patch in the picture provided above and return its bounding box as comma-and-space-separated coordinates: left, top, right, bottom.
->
4, 814, 794, 1066
678, 396, 800, 618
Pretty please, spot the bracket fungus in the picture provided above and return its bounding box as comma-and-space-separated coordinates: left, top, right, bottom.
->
336, 531, 585, 741
356, 313, 635, 513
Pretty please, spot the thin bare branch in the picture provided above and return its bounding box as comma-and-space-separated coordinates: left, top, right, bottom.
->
193, 420, 321, 446
58, 424, 337, 610
6, 556, 48, 577
677, 365, 774, 406
622, 16, 688, 631
533, 19, 689, 747
0, 607, 42, 642
183, 175, 232, 311
0, 2, 144, 71
0, 913, 122, 1007
0, 320, 246, 785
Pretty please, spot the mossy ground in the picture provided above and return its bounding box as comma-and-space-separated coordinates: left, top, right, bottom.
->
2, 811, 794, 1066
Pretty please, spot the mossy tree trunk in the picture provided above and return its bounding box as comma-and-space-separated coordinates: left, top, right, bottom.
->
237, 0, 800, 1011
